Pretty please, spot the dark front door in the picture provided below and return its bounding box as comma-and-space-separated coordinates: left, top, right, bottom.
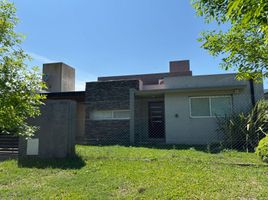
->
148, 101, 165, 139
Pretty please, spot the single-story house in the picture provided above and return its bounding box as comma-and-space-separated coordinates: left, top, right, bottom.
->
42, 60, 264, 145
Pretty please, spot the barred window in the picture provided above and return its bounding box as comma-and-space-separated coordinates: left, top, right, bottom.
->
190, 96, 232, 117
90, 110, 130, 120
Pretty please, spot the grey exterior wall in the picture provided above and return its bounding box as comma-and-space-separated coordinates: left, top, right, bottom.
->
165, 91, 227, 144
164, 73, 245, 89
19, 100, 76, 158
84, 80, 140, 144
43, 62, 75, 92
163, 74, 264, 144
61, 63, 75, 92
76, 102, 86, 140
43, 63, 62, 92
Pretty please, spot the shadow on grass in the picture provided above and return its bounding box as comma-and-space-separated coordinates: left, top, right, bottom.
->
18, 154, 86, 170
135, 144, 222, 153
86, 140, 260, 154
84, 143, 224, 154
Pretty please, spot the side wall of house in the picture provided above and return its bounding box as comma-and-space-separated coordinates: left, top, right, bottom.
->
85, 80, 140, 144
164, 76, 264, 145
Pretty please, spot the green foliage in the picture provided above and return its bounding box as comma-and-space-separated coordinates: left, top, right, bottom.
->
192, 0, 268, 80
217, 100, 268, 151
217, 112, 248, 150
256, 135, 268, 163
0, 0, 46, 137
246, 100, 268, 136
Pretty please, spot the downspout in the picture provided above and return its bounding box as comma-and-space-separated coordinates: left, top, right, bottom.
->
249, 79, 256, 106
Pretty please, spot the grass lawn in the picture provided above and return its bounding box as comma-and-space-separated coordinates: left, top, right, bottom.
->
0, 145, 268, 199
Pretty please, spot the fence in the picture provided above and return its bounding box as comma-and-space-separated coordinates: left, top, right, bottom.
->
2, 97, 266, 154
74, 98, 268, 153
0, 134, 19, 160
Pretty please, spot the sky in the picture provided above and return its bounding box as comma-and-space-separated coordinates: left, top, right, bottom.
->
12, 0, 268, 91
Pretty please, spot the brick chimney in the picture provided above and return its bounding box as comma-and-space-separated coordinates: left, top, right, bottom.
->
169, 60, 190, 73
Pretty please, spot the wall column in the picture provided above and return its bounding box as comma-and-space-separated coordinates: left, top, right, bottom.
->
129, 89, 136, 144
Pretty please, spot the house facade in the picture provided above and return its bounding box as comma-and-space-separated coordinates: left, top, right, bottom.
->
43, 60, 264, 145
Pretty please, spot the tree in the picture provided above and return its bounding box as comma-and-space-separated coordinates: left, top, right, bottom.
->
0, 0, 46, 137
192, 0, 268, 80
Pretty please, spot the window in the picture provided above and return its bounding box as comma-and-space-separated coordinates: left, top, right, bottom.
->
113, 110, 130, 119
90, 110, 130, 120
190, 96, 232, 117
190, 97, 210, 117
211, 97, 232, 116
91, 111, 113, 120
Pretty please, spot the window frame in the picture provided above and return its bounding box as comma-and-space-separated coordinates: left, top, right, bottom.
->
189, 96, 232, 118
90, 110, 131, 120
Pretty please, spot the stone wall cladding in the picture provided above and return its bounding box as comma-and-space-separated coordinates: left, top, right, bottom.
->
85, 120, 130, 145
85, 80, 140, 145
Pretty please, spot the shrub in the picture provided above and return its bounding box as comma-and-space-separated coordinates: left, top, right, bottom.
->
217, 100, 268, 151
217, 113, 250, 151
256, 136, 268, 163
